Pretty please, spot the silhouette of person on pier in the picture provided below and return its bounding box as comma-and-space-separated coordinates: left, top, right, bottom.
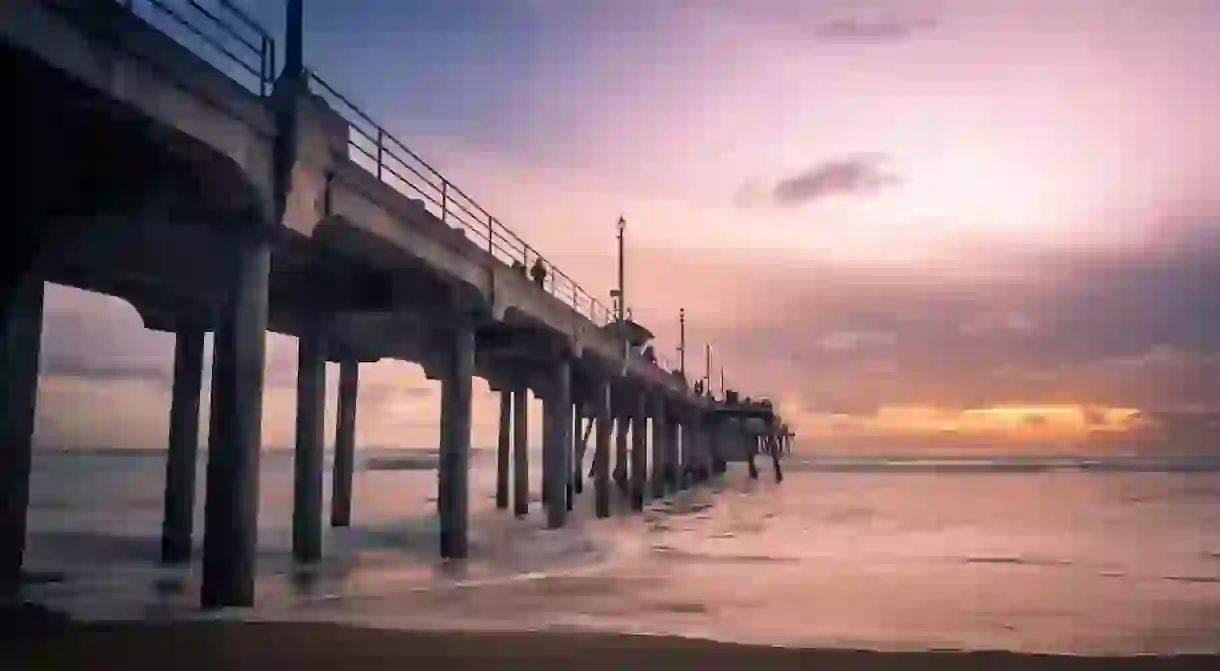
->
530, 258, 547, 287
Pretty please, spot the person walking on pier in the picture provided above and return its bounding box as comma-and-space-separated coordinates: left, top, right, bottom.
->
530, 258, 548, 287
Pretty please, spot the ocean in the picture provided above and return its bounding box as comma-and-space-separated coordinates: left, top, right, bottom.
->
18, 449, 1220, 655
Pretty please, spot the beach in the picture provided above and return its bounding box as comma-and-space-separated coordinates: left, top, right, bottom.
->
5, 618, 1220, 670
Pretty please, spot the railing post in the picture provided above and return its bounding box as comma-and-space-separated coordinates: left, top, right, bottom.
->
376, 129, 384, 181
258, 36, 267, 96
488, 215, 495, 256
441, 181, 449, 223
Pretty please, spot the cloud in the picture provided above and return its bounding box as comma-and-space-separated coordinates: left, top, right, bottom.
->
813, 16, 937, 42
819, 330, 898, 351
960, 311, 1037, 337
770, 154, 900, 207
682, 215, 1220, 425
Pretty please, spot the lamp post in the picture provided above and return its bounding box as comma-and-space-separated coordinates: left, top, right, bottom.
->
616, 216, 627, 373
703, 344, 711, 397
678, 308, 686, 380
616, 216, 626, 322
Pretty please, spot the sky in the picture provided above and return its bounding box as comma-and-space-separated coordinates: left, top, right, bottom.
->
34, 0, 1220, 454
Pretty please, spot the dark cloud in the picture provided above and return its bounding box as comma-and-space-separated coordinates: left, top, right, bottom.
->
41, 357, 173, 386
690, 217, 1220, 421
684, 2, 938, 45
813, 17, 936, 42
770, 154, 900, 207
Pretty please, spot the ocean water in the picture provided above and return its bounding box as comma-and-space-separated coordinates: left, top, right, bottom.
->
19, 449, 1220, 654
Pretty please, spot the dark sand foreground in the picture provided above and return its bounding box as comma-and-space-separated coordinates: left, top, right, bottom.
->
3, 607, 1220, 671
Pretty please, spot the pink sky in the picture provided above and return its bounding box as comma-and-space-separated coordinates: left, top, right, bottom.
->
34, 0, 1220, 454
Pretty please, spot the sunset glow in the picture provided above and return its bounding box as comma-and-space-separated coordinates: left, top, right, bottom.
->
27, 0, 1220, 456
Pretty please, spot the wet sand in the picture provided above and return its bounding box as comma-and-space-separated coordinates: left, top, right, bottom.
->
3, 613, 1218, 671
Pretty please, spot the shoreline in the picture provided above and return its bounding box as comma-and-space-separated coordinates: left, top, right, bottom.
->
2, 604, 1218, 671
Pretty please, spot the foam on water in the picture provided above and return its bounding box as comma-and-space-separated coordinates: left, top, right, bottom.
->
19, 449, 1220, 654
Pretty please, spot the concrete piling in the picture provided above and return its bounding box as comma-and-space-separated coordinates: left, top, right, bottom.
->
771, 435, 784, 483
631, 393, 648, 511
438, 324, 475, 559
512, 385, 529, 517
614, 414, 629, 492
544, 358, 571, 529
201, 235, 270, 609
568, 403, 580, 506
292, 320, 327, 563
668, 417, 683, 487
747, 433, 760, 480
593, 381, 612, 519
330, 360, 358, 527
651, 397, 667, 498
0, 279, 43, 597
495, 390, 511, 510
161, 327, 205, 564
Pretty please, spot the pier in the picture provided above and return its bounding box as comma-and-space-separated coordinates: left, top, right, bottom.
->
0, 0, 790, 609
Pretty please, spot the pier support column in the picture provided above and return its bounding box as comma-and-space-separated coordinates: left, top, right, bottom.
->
593, 380, 612, 519
512, 384, 529, 517
630, 392, 648, 511
543, 357, 571, 529
292, 320, 327, 563
651, 397, 667, 498
670, 416, 685, 486
569, 401, 580, 505
770, 433, 784, 483
747, 432, 760, 480
711, 417, 727, 475
0, 279, 43, 597
201, 233, 271, 609
495, 390, 511, 510
438, 323, 475, 559
565, 401, 574, 512
161, 327, 206, 564
613, 414, 629, 492
676, 413, 689, 490
330, 360, 358, 527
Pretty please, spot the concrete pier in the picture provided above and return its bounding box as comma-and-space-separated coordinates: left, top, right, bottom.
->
495, 391, 511, 510
593, 382, 612, 519
438, 324, 475, 560
651, 397, 667, 498
0, 279, 43, 596
161, 327, 206, 564
544, 358, 571, 529
201, 234, 271, 609
631, 393, 648, 511
292, 320, 327, 563
512, 385, 529, 517
330, 361, 358, 528
1, 0, 791, 608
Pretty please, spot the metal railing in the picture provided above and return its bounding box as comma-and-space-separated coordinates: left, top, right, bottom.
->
120, 0, 275, 96
113, 0, 685, 383
306, 70, 619, 331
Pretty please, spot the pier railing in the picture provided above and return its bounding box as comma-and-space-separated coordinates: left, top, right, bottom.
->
306, 71, 618, 331
119, 0, 275, 96
114, 0, 687, 380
